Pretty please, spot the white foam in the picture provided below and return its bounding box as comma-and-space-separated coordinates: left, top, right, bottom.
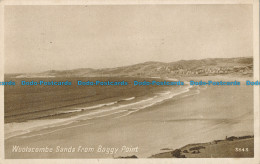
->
122, 97, 135, 101
75, 101, 118, 110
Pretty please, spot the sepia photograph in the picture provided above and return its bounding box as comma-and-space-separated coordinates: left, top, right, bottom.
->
0, 0, 259, 163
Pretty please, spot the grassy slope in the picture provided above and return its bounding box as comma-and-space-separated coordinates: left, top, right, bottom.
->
151, 137, 254, 158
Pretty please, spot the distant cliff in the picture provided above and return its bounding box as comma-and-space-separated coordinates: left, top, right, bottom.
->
7, 57, 253, 78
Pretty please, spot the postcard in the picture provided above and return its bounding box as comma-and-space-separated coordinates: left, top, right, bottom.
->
0, 0, 259, 164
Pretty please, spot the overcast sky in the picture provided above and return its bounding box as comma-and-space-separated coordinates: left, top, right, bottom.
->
4, 5, 253, 73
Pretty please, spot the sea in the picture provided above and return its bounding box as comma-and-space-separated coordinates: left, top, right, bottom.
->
4, 77, 196, 140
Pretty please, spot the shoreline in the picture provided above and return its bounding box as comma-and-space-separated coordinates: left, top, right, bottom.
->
4, 76, 193, 140
5, 86, 191, 140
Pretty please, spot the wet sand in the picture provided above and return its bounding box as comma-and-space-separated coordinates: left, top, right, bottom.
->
5, 76, 254, 158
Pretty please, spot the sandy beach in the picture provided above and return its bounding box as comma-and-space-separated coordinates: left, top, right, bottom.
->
5, 76, 254, 158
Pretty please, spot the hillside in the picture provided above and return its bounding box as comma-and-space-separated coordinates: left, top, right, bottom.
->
7, 57, 253, 78
150, 135, 254, 158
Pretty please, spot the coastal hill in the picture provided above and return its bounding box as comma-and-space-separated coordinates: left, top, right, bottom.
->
150, 135, 254, 158
8, 57, 253, 78
115, 135, 254, 158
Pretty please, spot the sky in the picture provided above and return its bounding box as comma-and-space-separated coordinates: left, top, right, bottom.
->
4, 5, 253, 73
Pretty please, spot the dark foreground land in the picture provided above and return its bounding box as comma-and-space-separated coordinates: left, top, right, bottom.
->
150, 135, 254, 158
